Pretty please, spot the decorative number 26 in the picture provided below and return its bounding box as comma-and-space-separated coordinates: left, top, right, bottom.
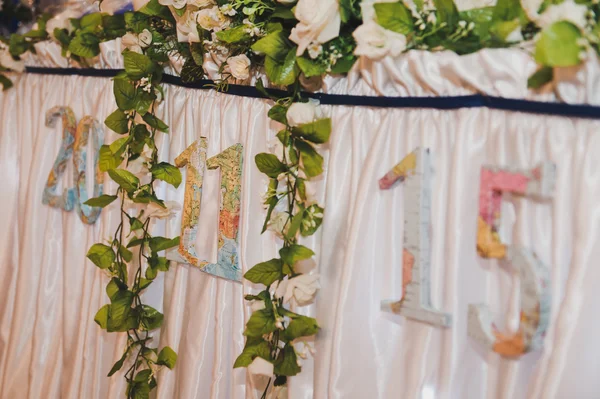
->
42, 106, 105, 224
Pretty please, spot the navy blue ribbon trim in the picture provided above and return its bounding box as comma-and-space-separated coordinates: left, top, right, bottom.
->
24, 66, 600, 119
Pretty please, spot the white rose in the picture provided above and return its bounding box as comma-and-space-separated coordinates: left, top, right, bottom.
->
122, 33, 144, 53
275, 274, 320, 306
197, 6, 230, 31
289, 0, 341, 56
138, 29, 153, 47
176, 10, 201, 43
353, 21, 407, 60
247, 357, 273, 377
144, 200, 182, 220
0, 49, 24, 72
286, 100, 322, 127
226, 54, 251, 80
536, 0, 587, 29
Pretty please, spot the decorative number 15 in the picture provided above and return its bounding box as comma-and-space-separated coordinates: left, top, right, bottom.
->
167, 138, 243, 282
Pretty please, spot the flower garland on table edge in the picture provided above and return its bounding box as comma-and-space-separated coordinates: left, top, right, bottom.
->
0, 0, 599, 396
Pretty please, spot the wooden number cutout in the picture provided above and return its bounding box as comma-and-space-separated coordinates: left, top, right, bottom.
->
42, 107, 105, 224
380, 148, 452, 327
42, 106, 77, 211
469, 162, 555, 357
169, 138, 243, 282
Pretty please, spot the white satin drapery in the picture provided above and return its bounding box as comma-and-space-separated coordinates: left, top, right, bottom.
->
1, 46, 600, 399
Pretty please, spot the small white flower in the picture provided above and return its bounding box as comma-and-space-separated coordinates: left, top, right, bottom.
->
275, 317, 284, 330
145, 201, 182, 220
286, 100, 322, 127
352, 21, 407, 60
247, 357, 273, 377
138, 29, 153, 48
289, 0, 341, 56
426, 12, 436, 24
537, 0, 587, 29
226, 54, 251, 80
458, 20, 467, 28
275, 274, 320, 306
220, 4, 236, 16
307, 42, 323, 59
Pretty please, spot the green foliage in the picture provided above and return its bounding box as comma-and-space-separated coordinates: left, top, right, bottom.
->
244, 258, 284, 286
535, 21, 582, 67
374, 3, 414, 34
150, 162, 182, 188
528, 66, 554, 88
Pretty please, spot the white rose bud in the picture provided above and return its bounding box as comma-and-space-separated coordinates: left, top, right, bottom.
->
286, 100, 322, 127
353, 21, 407, 60
275, 274, 320, 306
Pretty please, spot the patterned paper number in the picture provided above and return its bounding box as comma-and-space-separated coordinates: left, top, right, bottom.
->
73, 116, 105, 224
42, 106, 77, 211
380, 148, 452, 327
468, 162, 555, 357
169, 138, 243, 282
42, 107, 105, 224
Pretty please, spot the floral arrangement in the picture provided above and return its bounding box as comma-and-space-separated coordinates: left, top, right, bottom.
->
0, 0, 598, 397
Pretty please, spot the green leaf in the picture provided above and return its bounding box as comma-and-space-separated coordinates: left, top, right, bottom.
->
87, 243, 115, 269
534, 21, 582, 67
149, 236, 180, 252
107, 350, 129, 377
106, 277, 125, 300
283, 315, 319, 341
490, 19, 521, 41
330, 55, 357, 75
149, 255, 170, 271
244, 258, 284, 286
180, 58, 205, 83
296, 140, 323, 177
265, 49, 299, 86
134, 369, 152, 383
157, 346, 178, 369
255, 153, 286, 178
99, 145, 122, 172
460, 7, 494, 40
68, 34, 100, 58
138, 0, 176, 22
134, 89, 154, 116
108, 169, 140, 192
433, 0, 459, 28
129, 381, 150, 399
113, 78, 137, 110
234, 337, 272, 368
261, 196, 278, 234
272, 7, 296, 20
0, 74, 13, 90
292, 118, 331, 144
151, 162, 182, 188
104, 109, 130, 134
268, 105, 288, 125
94, 304, 110, 329
528, 66, 554, 89
216, 25, 251, 43
119, 244, 133, 262
374, 2, 414, 34
146, 263, 158, 280
107, 290, 134, 331
244, 308, 276, 337
492, 0, 527, 23
123, 51, 155, 80
296, 56, 327, 78
80, 12, 102, 31
251, 31, 289, 60
274, 344, 301, 376
142, 113, 168, 132
84, 194, 117, 208
279, 245, 314, 268
140, 304, 164, 330
285, 208, 304, 240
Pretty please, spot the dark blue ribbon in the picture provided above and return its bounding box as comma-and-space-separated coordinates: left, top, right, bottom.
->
24, 67, 600, 120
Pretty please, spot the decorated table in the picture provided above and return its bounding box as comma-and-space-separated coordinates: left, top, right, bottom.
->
1, 0, 600, 398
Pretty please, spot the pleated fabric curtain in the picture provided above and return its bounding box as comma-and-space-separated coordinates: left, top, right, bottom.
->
1, 40, 600, 398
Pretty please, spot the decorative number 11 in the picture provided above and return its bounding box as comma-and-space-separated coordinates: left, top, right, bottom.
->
167, 138, 243, 282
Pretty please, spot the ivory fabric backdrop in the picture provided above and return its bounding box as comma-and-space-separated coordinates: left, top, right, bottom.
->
2, 43, 600, 399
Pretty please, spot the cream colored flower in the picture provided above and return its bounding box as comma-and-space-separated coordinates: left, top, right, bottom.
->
286, 100, 322, 127
247, 357, 273, 376
188, 0, 215, 6
226, 54, 251, 80
159, 0, 187, 9
275, 274, 320, 306
197, 6, 230, 32
122, 29, 153, 53
353, 21, 407, 60
145, 201, 182, 220
45, 9, 79, 38
267, 211, 289, 238
176, 10, 201, 43
536, 0, 587, 29
289, 0, 341, 56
